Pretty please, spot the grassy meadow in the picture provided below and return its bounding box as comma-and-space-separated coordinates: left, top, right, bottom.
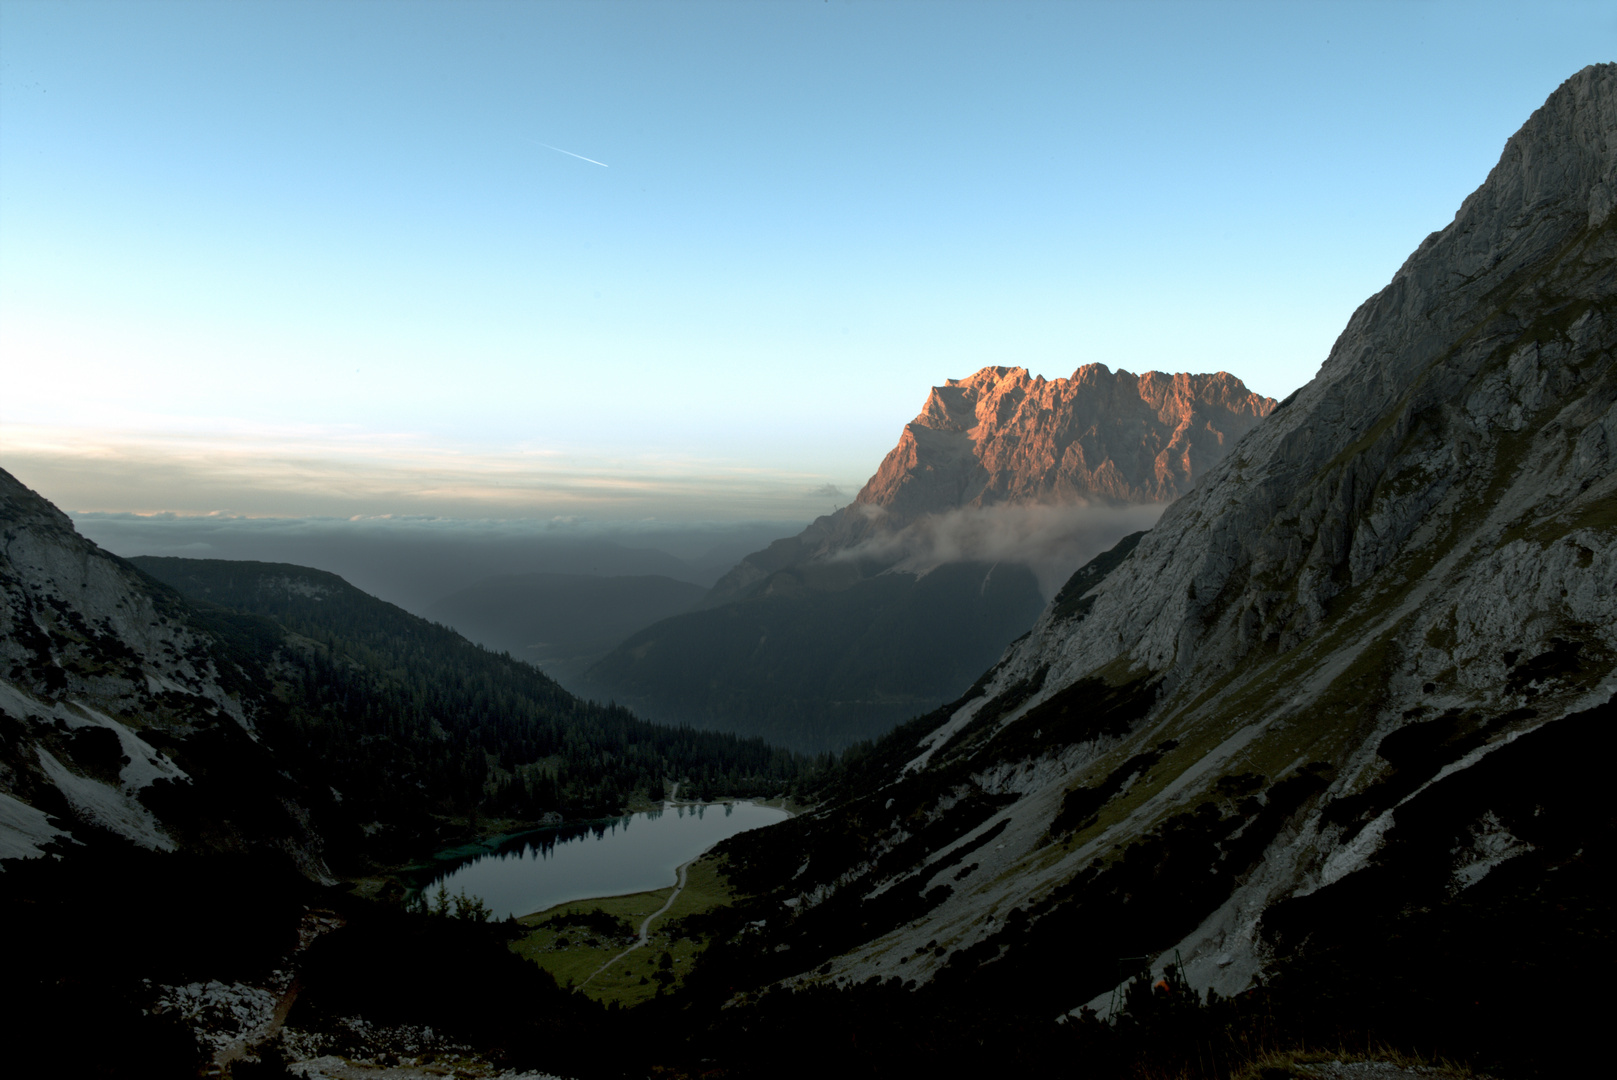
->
510, 853, 735, 1007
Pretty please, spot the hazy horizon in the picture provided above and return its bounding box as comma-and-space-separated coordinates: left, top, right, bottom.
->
72, 509, 807, 616
4, 1, 1612, 524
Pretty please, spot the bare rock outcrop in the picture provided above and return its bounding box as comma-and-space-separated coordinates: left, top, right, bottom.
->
858, 365, 1275, 524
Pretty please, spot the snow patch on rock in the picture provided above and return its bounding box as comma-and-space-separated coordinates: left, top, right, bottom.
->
66, 700, 190, 790
37, 747, 174, 851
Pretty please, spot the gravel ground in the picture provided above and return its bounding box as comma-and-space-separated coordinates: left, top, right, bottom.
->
290, 1057, 564, 1080
1293, 1062, 1471, 1079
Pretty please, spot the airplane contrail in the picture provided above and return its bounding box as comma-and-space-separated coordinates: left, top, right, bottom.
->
538, 142, 609, 168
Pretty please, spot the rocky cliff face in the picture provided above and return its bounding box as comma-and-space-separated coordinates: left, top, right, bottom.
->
704, 64, 1617, 1018
859, 365, 1274, 522
709, 366, 1273, 603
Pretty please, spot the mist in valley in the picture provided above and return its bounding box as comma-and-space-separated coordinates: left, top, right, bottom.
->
834, 502, 1167, 597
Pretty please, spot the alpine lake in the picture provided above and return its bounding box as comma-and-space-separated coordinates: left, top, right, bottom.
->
408, 800, 791, 1005
416, 800, 791, 921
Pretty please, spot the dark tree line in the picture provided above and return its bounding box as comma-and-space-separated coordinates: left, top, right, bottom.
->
131, 558, 809, 847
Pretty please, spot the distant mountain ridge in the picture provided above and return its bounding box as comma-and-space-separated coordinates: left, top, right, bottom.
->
863, 365, 1273, 513
585, 366, 1273, 750
708, 364, 1273, 604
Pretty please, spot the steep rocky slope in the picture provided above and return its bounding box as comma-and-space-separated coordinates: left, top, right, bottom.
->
0, 469, 335, 873
693, 64, 1617, 1048
585, 368, 1272, 750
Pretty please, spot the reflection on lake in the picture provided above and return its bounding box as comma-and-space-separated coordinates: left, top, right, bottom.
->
423, 801, 790, 919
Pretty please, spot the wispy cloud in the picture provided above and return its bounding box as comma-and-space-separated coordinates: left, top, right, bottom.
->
535, 141, 609, 167
832, 503, 1165, 596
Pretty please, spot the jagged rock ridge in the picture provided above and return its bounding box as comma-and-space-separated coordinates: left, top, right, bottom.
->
861, 364, 1275, 520
710, 365, 1273, 602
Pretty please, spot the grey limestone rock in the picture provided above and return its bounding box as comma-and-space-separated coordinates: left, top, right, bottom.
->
0, 468, 331, 874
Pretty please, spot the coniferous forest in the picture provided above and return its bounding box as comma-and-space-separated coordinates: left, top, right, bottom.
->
131, 557, 806, 864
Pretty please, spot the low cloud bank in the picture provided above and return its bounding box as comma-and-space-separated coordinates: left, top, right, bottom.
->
3, 427, 857, 524
835, 503, 1166, 597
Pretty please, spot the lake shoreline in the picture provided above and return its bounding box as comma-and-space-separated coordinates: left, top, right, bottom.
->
416, 798, 791, 921
513, 798, 793, 920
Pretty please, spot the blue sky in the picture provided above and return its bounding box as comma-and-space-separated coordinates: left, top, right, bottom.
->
2, 0, 1612, 521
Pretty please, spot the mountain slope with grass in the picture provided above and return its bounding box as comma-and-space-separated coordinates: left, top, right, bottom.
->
668, 63, 1617, 1079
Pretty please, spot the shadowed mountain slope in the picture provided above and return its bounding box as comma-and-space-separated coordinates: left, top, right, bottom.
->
424, 571, 706, 692
586, 559, 1047, 751
0, 476, 802, 882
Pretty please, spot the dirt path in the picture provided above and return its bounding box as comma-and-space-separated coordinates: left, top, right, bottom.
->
212, 976, 301, 1071
579, 858, 691, 990
207, 909, 342, 1070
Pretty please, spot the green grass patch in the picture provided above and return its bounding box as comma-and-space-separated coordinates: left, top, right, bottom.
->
508, 853, 739, 1007
1512, 487, 1617, 547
